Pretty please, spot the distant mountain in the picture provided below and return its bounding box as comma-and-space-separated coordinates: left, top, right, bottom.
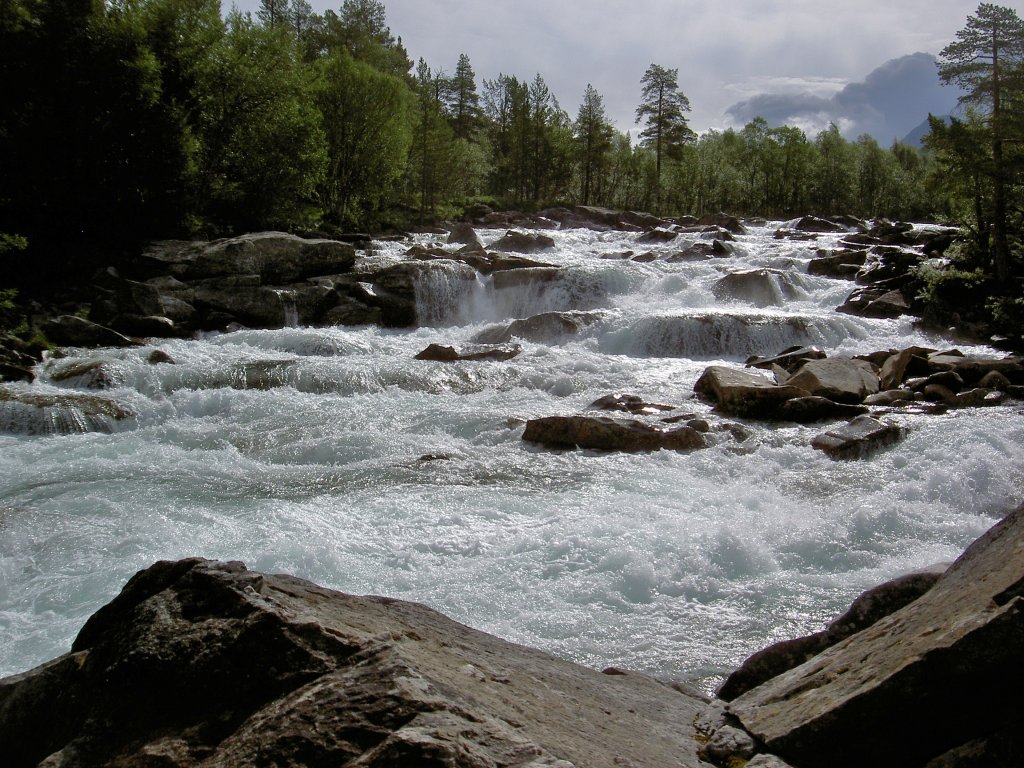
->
726, 52, 964, 144
902, 115, 952, 147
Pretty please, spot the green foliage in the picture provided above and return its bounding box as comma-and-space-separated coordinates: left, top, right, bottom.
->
635, 63, 694, 200
315, 48, 412, 225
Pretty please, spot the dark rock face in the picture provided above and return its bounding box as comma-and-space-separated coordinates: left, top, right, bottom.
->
414, 343, 522, 362
728, 505, 1024, 768
0, 559, 708, 768
523, 415, 706, 452
41, 316, 133, 348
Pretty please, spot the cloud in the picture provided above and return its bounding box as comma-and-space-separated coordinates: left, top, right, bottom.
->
725, 52, 962, 141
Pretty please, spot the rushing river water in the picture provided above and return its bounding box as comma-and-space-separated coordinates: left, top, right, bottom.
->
1, 221, 1022, 691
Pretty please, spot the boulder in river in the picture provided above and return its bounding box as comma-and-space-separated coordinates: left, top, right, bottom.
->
694, 366, 809, 419
523, 415, 707, 452
41, 316, 133, 348
0, 558, 709, 768
810, 415, 906, 459
473, 311, 604, 344
414, 343, 522, 362
488, 229, 556, 253
712, 269, 807, 307
773, 396, 869, 423
786, 358, 880, 404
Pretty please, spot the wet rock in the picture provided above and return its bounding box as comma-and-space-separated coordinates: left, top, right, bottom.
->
0, 558, 709, 768
488, 229, 556, 253
41, 316, 133, 348
447, 222, 484, 250
589, 393, 676, 415
697, 213, 747, 234
717, 563, 947, 701
729, 505, 1024, 768
923, 383, 957, 403
746, 346, 827, 374
523, 415, 706, 452
774, 396, 869, 423
414, 343, 522, 362
637, 227, 678, 243
713, 269, 807, 307
694, 366, 809, 419
863, 389, 914, 406
193, 283, 335, 329
926, 354, 1024, 386
836, 287, 911, 318
790, 215, 847, 233
786, 358, 880, 404
108, 314, 179, 339
0, 384, 134, 435
773, 229, 820, 241
489, 266, 561, 290
952, 388, 1004, 408
806, 249, 868, 279
810, 415, 906, 459
926, 370, 965, 393
46, 359, 121, 389
978, 370, 1013, 391
747, 755, 798, 768
473, 311, 604, 344
479, 254, 558, 273
879, 347, 934, 389
147, 350, 175, 365
668, 242, 717, 261
631, 251, 659, 263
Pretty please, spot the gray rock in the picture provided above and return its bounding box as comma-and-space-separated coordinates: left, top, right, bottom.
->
810, 415, 906, 459
700, 725, 758, 766
41, 316, 132, 349
473, 311, 604, 345
694, 366, 809, 419
0, 384, 134, 435
713, 269, 807, 307
729, 505, 1024, 768
447, 222, 484, 250
786, 358, 880, 404
589, 393, 676, 415
774, 396, 869, 423
523, 416, 707, 452
489, 230, 556, 253
0, 559, 708, 768
879, 347, 934, 389
746, 755, 798, 768
746, 346, 827, 374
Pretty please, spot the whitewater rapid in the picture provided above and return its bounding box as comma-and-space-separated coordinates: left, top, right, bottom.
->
1, 222, 1021, 691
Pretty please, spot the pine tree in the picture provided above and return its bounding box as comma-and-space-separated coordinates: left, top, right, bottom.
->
635, 64, 694, 195
938, 3, 1024, 282
575, 84, 613, 206
449, 53, 482, 141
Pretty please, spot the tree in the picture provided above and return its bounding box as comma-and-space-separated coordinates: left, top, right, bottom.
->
938, 3, 1024, 282
448, 53, 483, 141
575, 84, 613, 206
315, 48, 412, 225
635, 63, 694, 200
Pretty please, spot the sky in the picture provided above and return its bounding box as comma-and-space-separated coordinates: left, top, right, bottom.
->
232, 0, 984, 140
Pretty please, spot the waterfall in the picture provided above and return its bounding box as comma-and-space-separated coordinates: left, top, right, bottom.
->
275, 290, 300, 328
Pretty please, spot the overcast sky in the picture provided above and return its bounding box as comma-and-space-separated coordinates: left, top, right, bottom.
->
232, 0, 979, 137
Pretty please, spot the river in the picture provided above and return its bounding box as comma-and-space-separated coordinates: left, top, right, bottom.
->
1, 220, 1021, 691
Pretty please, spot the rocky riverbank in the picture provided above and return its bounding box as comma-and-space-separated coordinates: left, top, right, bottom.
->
2, 502, 1021, 767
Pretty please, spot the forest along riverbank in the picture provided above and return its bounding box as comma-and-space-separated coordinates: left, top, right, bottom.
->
0, 213, 1021, 699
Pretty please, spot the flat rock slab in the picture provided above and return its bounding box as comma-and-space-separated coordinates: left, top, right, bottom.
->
523, 415, 707, 452
729, 506, 1024, 767
787, 358, 880, 404
694, 366, 809, 418
415, 343, 522, 362
0, 559, 709, 768
810, 415, 906, 459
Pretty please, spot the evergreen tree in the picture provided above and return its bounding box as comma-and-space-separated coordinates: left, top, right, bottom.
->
635, 63, 694, 198
937, 2, 1024, 282
448, 53, 483, 141
575, 84, 612, 206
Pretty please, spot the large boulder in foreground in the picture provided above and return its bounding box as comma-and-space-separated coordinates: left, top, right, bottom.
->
523, 415, 707, 452
0, 559, 708, 768
729, 505, 1024, 767
810, 415, 906, 459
